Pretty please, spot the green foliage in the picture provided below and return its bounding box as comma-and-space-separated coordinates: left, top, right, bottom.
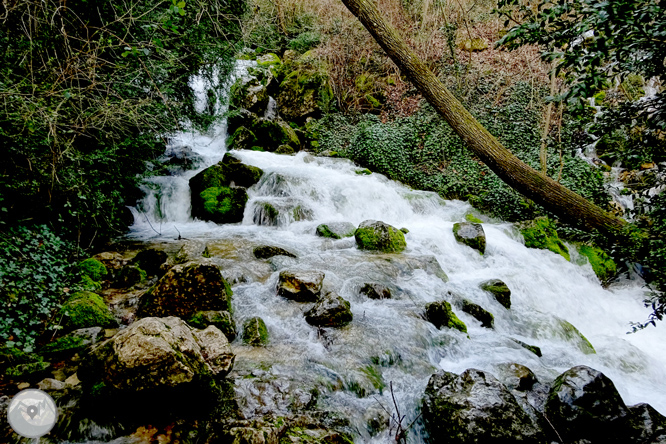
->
288, 31, 323, 53
61, 291, 118, 330
40, 335, 86, 356
519, 217, 570, 261
0, 225, 77, 351
577, 245, 617, 282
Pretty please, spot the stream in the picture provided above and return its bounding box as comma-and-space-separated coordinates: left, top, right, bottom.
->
126, 62, 666, 443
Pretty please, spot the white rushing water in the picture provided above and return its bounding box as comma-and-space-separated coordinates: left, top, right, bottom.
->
128, 62, 666, 442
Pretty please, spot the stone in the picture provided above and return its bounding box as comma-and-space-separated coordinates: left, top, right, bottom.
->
38, 378, 67, 391
518, 217, 570, 261
65, 373, 81, 387
249, 118, 300, 151
188, 310, 237, 342
131, 248, 168, 277
425, 300, 467, 333
114, 264, 146, 288
61, 291, 118, 330
17, 382, 30, 390
230, 75, 270, 114
253, 245, 297, 259
197, 186, 249, 223
355, 220, 407, 253
360, 283, 391, 300
79, 317, 234, 392
276, 144, 295, 155
316, 222, 356, 239
423, 369, 545, 443
304, 292, 353, 328
510, 338, 542, 357
461, 300, 494, 328
77, 258, 108, 282
91, 251, 125, 270
556, 318, 596, 354
544, 365, 630, 443
452, 222, 486, 254
480, 279, 512, 309
228, 125, 258, 150
626, 403, 666, 443
277, 270, 325, 302
276, 55, 333, 123
138, 261, 233, 319
252, 201, 280, 226
496, 363, 539, 392
40, 327, 104, 356
242, 317, 269, 346
174, 239, 210, 264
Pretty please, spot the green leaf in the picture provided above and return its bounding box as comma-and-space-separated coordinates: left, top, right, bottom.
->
177, 1, 186, 7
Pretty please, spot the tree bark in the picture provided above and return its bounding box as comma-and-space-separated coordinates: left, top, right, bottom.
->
340, 0, 626, 233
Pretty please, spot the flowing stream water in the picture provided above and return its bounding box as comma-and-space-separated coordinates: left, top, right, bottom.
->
127, 62, 666, 442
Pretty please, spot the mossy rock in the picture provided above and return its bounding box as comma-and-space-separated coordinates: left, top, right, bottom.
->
425, 301, 467, 333
316, 222, 356, 239
304, 292, 353, 328
355, 220, 406, 253
577, 245, 617, 281
115, 264, 147, 288
248, 118, 300, 151
480, 279, 511, 309
242, 317, 269, 346
40, 327, 104, 357
360, 283, 391, 300
557, 319, 596, 354
77, 258, 108, 282
465, 213, 483, 224
131, 248, 168, 277
253, 245, 297, 259
189, 310, 237, 342
228, 126, 258, 151
253, 201, 280, 226
5, 360, 50, 378
189, 153, 263, 201
453, 222, 486, 254
510, 338, 542, 357
257, 52, 282, 68
198, 186, 248, 224
276, 144, 295, 155
61, 291, 118, 330
519, 217, 570, 261
461, 300, 494, 329
277, 63, 333, 122
0, 347, 38, 372
458, 38, 488, 51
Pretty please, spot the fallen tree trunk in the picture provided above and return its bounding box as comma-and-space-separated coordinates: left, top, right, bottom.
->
340, 0, 626, 233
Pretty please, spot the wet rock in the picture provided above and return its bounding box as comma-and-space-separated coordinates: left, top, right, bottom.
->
91, 251, 125, 271
277, 270, 325, 302
577, 244, 617, 282
626, 403, 666, 443
556, 318, 596, 354
242, 317, 269, 346
161, 144, 202, 172
304, 292, 353, 328
277, 51, 333, 123
198, 186, 249, 224
423, 369, 545, 443
38, 378, 67, 391
425, 300, 467, 333
518, 217, 570, 261
80, 317, 234, 392
231, 74, 270, 114
188, 310, 237, 342
511, 338, 542, 357
190, 153, 263, 196
452, 222, 486, 254
364, 404, 390, 436
461, 300, 494, 328
480, 279, 511, 309
114, 264, 146, 288
253, 201, 280, 226
228, 125, 258, 150
61, 291, 118, 330
355, 220, 407, 253
174, 240, 210, 264
253, 245, 297, 259
40, 327, 105, 357
544, 365, 630, 443
249, 118, 300, 152
360, 283, 391, 300
496, 363, 538, 392
316, 222, 356, 239
130, 248, 168, 277
276, 144, 295, 155
138, 261, 233, 319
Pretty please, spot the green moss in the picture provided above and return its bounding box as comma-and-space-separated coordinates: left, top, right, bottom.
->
355, 225, 406, 253
426, 301, 467, 333
79, 274, 102, 291
189, 310, 237, 341
61, 291, 118, 330
465, 213, 483, 223
519, 217, 570, 261
6, 360, 50, 377
577, 245, 617, 281
355, 168, 372, 175
360, 365, 386, 392
559, 319, 596, 354
242, 317, 269, 346
200, 186, 248, 223
78, 258, 107, 281
40, 335, 86, 355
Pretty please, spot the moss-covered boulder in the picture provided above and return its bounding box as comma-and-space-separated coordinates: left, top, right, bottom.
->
197, 186, 248, 224
453, 222, 486, 254
316, 222, 356, 239
277, 270, 324, 302
131, 248, 168, 277
188, 310, 237, 342
61, 291, 118, 330
77, 258, 108, 282
360, 283, 392, 300
519, 217, 570, 261
461, 300, 494, 329
138, 261, 233, 319
40, 327, 104, 357
253, 245, 297, 259
248, 118, 300, 152
242, 317, 269, 346
257, 52, 281, 68
228, 125, 258, 151
114, 264, 146, 288
577, 245, 617, 281
230, 74, 270, 114
304, 291, 353, 328
425, 301, 467, 333
252, 201, 280, 226
480, 279, 512, 309
557, 318, 596, 354
355, 220, 407, 253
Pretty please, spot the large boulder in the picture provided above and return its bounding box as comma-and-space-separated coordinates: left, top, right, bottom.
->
480, 279, 511, 309
277, 270, 325, 302
61, 291, 118, 330
79, 316, 234, 392
138, 261, 233, 319
196, 186, 249, 223
423, 369, 546, 443
188, 310, 237, 342
190, 153, 263, 196
304, 292, 353, 328
544, 365, 630, 443
453, 222, 486, 254
355, 220, 407, 253
425, 300, 467, 333
174, 239, 210, 264
249, 118, 300, 152
316, 222, 356, 239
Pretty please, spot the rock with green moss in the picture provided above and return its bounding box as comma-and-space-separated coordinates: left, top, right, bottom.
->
138, 261, 233, 319
465, 213, 483, 224
230, 74, 270, 114
557, 319, 596, 354
360, 283, 391, 300
425, 301, 467, 333
40, 327, 104, 357
253, 201, 280, 226
249, 118, 300, 151
277, 51, 333, 122
77, 258, 108, 282
174, 239, 210, 264
304, 291, 353, 328
276, 144, 295, 155
480, 279, 512, 309
242, 317, 269, 346
253, 245, 297, 259
355, 220, 407, 253
461, 300, 494, 329
61, 291, 118, 330
577, 245, 617, 281
197, 186, 249, 223
114, 264, 146, 288
519, 217, 570, 261
228, 126, 258, 151
6, 360, 51, 378
131, 248, 168, 277
453, 222, 486, 254
277, 270, 325, 302
316, 222, 356, 239
188, 310, 237, 342
257, 52, 282, 68
510, 338, 542, 357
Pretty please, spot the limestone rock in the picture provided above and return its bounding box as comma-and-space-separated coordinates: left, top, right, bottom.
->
242, 317, 269, 346
511, 338, 542, 357
188, 310, 237, 342
480, 279, 511, 309
355, 220, 407, 253
360, 283, 391, 300
453, 222, 486, 254
277, 270, 324, 302
91, 251, 125, 271
174, 240, 210, 265
304, 292, 353, 328
138, 261, 233, 319
316, 222, 356, 239
253, 245, 297, 259
425, 300, 467, 333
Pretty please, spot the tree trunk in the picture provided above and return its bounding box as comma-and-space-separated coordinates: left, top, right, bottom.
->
340, 0, 626, 233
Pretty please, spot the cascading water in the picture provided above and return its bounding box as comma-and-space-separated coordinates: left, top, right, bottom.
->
128, 61, 666, 442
